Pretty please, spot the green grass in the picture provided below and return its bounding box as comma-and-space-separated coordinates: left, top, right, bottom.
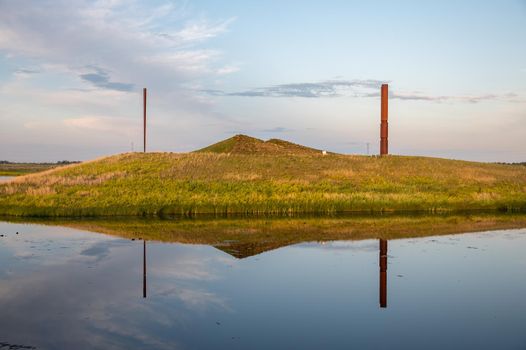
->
7, 213, 526, 258
0, 162, 60, 176
1, 143, 525, 217
1, 136, 526, 217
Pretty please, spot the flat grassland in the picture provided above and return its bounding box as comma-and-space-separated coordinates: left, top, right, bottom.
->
0, 162, 58, 176
0, 135, 525, 217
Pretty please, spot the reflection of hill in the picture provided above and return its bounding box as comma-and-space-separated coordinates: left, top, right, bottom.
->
5, 213, 526, 259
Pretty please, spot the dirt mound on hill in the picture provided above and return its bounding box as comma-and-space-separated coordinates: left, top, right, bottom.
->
195, 134, 327, 155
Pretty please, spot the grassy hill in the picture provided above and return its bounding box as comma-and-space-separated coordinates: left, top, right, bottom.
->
0, 135, 525, 216
195, 134, 325, 155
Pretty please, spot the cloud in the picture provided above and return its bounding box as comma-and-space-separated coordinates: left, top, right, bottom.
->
205, 79, 522, 104
217, 79, 385, 98
0, 0, 236, 91
261, 127, 293, 133
391, 92, 520, 103
216, 65, 240, 75
0, 0, 241, 160
79, 67, 134, 92
63, 116, 138, 134
14, 68, 40, 77
157, 18, 236, 43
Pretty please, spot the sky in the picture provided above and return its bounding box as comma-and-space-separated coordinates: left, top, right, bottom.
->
0, 0, 525, 162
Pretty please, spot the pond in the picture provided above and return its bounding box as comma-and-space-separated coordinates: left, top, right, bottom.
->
0, 176, 14, 183
0, 215, 526, 349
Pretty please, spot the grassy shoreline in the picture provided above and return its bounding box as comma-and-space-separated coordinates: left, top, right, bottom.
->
1, 150, 525, 217
5, 212, 526, 257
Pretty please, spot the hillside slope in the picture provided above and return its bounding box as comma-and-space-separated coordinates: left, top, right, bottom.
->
1, 135, 525, 216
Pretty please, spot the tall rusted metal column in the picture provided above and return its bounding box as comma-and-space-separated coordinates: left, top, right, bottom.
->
379, 239, 387, 308
143, 88, 147, 153
380, 84, 388, 156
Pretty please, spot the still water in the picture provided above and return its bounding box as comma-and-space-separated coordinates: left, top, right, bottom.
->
0, 219, 525, 349
0, 176, 14, 183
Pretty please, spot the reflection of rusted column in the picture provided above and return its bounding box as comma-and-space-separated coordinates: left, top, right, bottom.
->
380, 84, 388, 156
143, 88, 147, 153
379, 239, 387, 308
143, 240, 147, 298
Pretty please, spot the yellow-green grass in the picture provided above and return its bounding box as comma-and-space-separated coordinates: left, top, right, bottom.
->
6, 213, 526, 258
0, 147, 525, 217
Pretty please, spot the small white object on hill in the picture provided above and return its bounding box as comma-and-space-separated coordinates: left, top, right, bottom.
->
322, 150, 327, 155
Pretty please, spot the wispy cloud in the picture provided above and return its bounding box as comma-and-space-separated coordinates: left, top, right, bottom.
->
157, 18, 236, 43
212, 79, 385, 98
79, 66, 134, 92
205, 79, 521, 103
261, 127, 293, 133
0, 0, 237, 91
0, 0, 240, 160
391, 92, 520, 103
63, 116, 138, 134
13, 68, 40, 77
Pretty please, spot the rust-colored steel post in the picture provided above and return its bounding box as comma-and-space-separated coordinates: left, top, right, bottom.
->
379, 239, 387, 308
143, 240, 147, 298
380, 84, 388, 156
143, 88, 147, 153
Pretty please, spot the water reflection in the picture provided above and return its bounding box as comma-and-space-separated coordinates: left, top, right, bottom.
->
379, 239, 388, 308
1, 217, 526, 349
143, 240, 147, 299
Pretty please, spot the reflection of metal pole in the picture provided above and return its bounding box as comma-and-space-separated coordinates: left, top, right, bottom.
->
143, 240, 147, 298
379, 239, 387, 308
380, 84, 388, 156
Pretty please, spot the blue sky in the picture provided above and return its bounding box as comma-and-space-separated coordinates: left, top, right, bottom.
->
0, 0, 525, 162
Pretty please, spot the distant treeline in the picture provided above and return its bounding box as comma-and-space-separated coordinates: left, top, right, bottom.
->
496, 162, 526, 166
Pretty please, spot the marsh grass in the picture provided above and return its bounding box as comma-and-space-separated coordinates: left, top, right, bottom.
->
0, 151, 525, 217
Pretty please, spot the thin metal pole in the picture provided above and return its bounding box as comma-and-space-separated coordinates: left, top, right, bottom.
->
143, 240, 147, 298
380, 84, 388, 156
143, 88, 147, 153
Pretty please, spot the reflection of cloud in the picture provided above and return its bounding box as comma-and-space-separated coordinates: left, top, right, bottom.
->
296, 240, 379, 253
80, 240, 129, 262
151, 251, 232, 281
0, 229, 225, 349
158, 287, 231, 311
